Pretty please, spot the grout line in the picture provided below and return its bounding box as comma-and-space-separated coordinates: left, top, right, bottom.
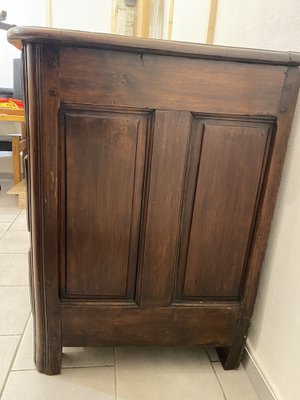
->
211, 362, 228, 400
11, 365, 115, 372
0, 252, 30, 255
113, 347, 118, 400
0, 285, 30, 287
1, 211, 22, 236
0, 253, 28, 255
0, 312, 31, 399
0, 334, 24, 337
62, 365, 114, 370
7, 230, 29, 232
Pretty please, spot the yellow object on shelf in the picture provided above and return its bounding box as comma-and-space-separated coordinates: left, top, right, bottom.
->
0, 114, 24, 122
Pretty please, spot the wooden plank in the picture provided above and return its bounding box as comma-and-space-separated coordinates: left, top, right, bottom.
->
8, 26, 300, 66
136, 0, 151, 38
59, 47, 286, 116
26, 43, 62, 374
137, 110, 191, 306
206, 0, 218, 44
62, 304, 239, 347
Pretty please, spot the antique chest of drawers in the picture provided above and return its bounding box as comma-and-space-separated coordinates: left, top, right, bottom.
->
8, 26, 300, 374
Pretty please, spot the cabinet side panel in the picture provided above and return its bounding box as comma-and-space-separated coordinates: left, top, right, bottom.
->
181, 120, 270, 298
62, 111, 148, 299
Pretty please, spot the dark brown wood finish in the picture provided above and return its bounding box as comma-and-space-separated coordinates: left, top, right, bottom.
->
58, 47, 286, 115
25, 43, 62, 374
9, 26, 300, 375
7, 26, 300, 66
60, 109, 149, 299
62, 304, 239, 347
180, 118, 272, 299
137, 110, 191, 306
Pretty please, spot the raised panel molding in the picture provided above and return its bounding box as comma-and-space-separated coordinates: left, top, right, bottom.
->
59, 108, 152, 301
175, 116, 275, 301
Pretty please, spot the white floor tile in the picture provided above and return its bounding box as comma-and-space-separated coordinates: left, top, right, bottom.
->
0, 231, 29, 253
0, 254, 29, 286
12, 316, 35, 371
9, 213, 28, 231
2, 368, 115, 400
213, 362, 259, 400
0, 195, 19, 208
0, 336, 20, 393
0, 180, 12, 191
0, 213, 19, 223
0, 286, 30, 334
13, 316, 114, 371
115, 346, 224, 400
0, 223, 10, 238
63, 347, 115, 369
0, 181, 19, 208
0, 206, 20, 216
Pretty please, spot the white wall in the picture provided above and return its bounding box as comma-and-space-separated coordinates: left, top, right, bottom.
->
0, 0, 113, 176
215, 2, 300, 399
0, 0, 47, 176
172, 0, 210, 43
51, 0, 112, 33
0, 0, 46, 88
0, 0, 113, 88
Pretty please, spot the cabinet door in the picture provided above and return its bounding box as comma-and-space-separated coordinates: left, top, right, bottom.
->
176, 117, 272, 300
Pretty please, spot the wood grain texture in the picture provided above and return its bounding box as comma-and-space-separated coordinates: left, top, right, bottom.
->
241, 66, 300, 316
218, 67, 300, 369
25, 44, 62, 375
181, 119, 271, 298
38, 44, 62, 374
60, 110, 149, 299
137, 110, 191, 306
59, 47, 286, 115
7, 26, 300, 66
62, 303, 239, 347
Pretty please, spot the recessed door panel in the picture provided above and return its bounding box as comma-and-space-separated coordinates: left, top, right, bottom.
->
178, 118, 272, 299
60, 110, 149, 299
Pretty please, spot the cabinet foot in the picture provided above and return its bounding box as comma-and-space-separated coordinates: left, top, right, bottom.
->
217, 345, 245, 370
217, 315, 250, 370
35, 344, 62, 375
33, 321, 62, 375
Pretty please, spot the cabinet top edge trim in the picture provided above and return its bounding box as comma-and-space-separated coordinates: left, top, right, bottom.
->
7, 26, 300, 67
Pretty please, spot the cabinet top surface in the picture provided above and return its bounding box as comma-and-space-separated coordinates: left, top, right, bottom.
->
7, 26, 300, 67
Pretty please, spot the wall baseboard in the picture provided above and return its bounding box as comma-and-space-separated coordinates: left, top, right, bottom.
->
243, 347, 278, 400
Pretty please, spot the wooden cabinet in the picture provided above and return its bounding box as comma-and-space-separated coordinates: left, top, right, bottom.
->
8, 27, 300, 375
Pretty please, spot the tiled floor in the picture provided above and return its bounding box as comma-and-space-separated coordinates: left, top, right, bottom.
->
0, 178, 260, 399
